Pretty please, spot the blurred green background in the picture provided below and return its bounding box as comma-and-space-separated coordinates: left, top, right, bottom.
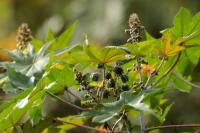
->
0, 0, 200, 132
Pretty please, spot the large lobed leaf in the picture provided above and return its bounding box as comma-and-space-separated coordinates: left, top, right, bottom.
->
80, 91, 156, 123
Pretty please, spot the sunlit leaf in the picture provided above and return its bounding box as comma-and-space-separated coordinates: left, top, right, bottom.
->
160, 32, 185, 57
49, 22, 76, 51
173, 7, 192, 37
80, 91, 156, 123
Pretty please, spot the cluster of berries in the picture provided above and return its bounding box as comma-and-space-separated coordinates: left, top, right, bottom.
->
74, 68, 100, 105
113, 64, 129, 91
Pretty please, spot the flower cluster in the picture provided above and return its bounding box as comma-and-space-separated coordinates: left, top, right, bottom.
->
16, 23, 32, 51
125, 13, 144, 43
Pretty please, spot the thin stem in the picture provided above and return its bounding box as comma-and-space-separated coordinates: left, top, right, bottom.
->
173, 72, 200, 89
148, 52, 181, 89
111, 110, 126, 132
45, 90, 87, 111
139, 111, 145, 133
144, 57, 165, 88
124, 120, 131, 133
56, 119, 129, 133
136, 58, 146, 133
145, 124, 200, 132
56, 118, 105, 132
65, 87, 82, 100
100, 65, 106, 101
136, 58, 143, 83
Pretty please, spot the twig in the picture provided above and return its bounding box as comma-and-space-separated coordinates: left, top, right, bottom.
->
136, 58, 143, 83
100, 65, 106, 101
65, 87, 82, 100
145, 123, 200, 132
124, 120, 131, 133
148, 52, 181, 89
111, 110, 126, 132
135, 58, 146, 133
139, 111, 145, 133
45, 90, 87, 111
144, 57, 165, 88
56, 119, 129, 133
173, 72, 200, 89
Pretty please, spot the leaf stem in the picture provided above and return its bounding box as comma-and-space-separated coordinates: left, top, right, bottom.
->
111, 110, 126, 132
56, 118, 129, 133
56, 118, 105, 132
139, 111, 146, 133
173, 72, 200, 89
65, 87, 82, 100
100, 65, 106, 101
145, 123, 200, 132
144, 57, 165, 88
136, 58, 143, 83
148, 52, 181, 89
45, 90, 88, 111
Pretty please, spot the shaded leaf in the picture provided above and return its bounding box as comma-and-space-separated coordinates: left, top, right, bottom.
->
173, 7, 192, 37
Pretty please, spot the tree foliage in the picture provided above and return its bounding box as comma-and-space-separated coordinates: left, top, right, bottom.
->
0, 7, 199, 133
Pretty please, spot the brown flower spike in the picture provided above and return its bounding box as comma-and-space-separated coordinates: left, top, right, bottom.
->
125, 13, 144, 43
16, 23, 32, 51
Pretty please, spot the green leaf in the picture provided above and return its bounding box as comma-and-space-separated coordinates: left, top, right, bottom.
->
49, 22, 76, 51
92, 113, 116, 123
56, 117, 84, 131
0, 77, 61, 132
99, 47, 127, 64
81, 91, 155, 123
26, 41, 53, 76
29, 106, 42, 126
172, 72, 192, 92
2, 49, 34, 65
124, 40, 157, 57
160, 104, 173, 123
185, 13, 200, 44
48, 64, 77, 87
173, 7, 192, 37
83, 43, 101, 63
45, 29, 55, 42
31, 39, 43, 52
0, 88, 32, 112
185, 47, 200, 65
7, 67, 34, 89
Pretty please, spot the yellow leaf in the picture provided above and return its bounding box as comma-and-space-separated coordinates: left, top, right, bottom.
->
161, 32, 185, 57
56, 117, 84, 131
51, 63, 65, 70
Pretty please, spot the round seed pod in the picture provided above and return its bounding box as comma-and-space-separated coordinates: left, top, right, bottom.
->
121, 84, 129, 91
114, 65, 123, 75
90, 73, 99, 81
107, 78, 115, 88
97, 63, 104, 69
103, 90, 110, 99
120, 74, 129, 83
105, 72, 112, 80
